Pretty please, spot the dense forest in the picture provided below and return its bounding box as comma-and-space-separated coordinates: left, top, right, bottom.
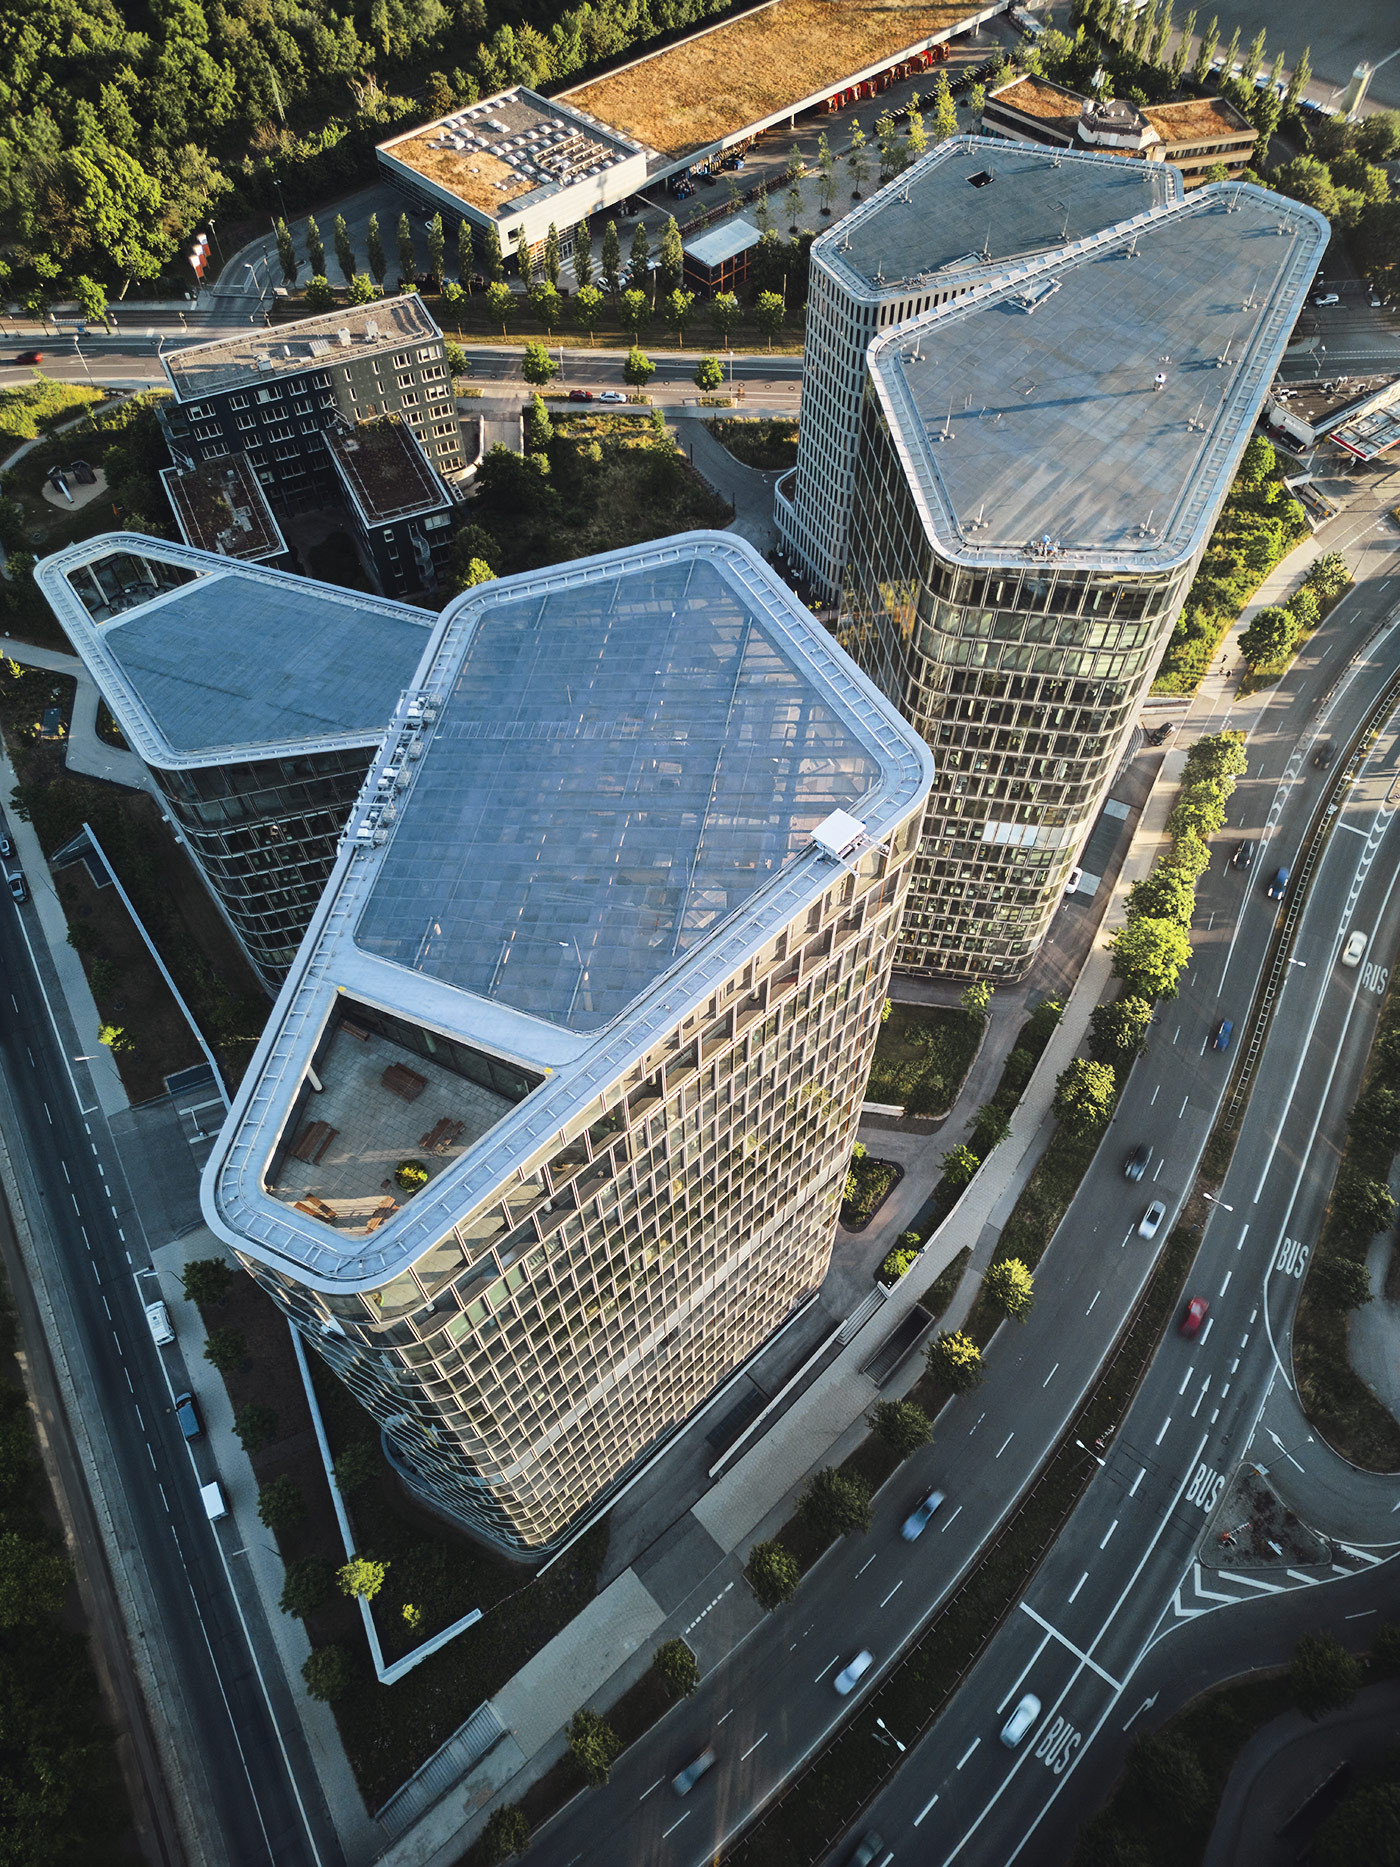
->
0, 0, 740, 305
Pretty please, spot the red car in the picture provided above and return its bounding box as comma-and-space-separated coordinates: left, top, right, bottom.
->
1180, 1297, 1209, 1337
16, 350, 43, 365
567, 387, 593, 401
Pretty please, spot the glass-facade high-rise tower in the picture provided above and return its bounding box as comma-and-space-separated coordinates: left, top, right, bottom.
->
202, 534, 933, 1554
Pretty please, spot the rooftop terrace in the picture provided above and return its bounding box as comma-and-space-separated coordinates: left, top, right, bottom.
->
34, 535, 433, 770
159, 455, 285, 561
817, 136, 1178, 299
163, 296, 442, 402
204, 533, 935, 1287
867, 183, 1329, 572
379, 88, 642, 219
325, 417, 450, 523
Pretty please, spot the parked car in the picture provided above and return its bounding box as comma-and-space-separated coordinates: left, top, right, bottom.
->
200, 1480, 227, 1520
1063, 866, 1082, 898
567, 388, 594, 401
901, 1489, 946, 1541
834, 1650, 874, 1695
1001, 1693, 1041, 1747
15, 350, 43, 364
0, 828, 12, 859
144, 1300, 174, 1346
1180, 1296, 1209, 1337
599, 390, 626, 402
1371, 288, 1384, 308
1266, 866, 1290, 900
1312, 742, 1334, 769
671, 1748, 716, 1795
1312, 292, 1340, 307
174, 1392, 203, 1440
1342, 929, 1368, 967
1139, 1200, 1167, 1240
5, 868, 25, 904
1231, 840, 1254, 869
1124, 1143, 1151, 1182
1212, 1018, 1233, 1051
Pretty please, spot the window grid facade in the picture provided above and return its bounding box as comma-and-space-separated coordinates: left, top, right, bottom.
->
242, 820, 920, 1550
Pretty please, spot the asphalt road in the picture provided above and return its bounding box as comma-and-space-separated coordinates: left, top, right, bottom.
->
0, 864, 342, 1866
514, 467, 1400, 1867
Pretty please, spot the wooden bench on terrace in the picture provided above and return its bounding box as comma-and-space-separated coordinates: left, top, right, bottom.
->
294, 1195, 338, 1223
418, 1116, 463, 1152
382, 1063, 428, 1103
288, 1120, 337, 1164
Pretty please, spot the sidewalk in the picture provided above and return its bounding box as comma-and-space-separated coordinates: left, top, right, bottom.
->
0, 635, 157, 794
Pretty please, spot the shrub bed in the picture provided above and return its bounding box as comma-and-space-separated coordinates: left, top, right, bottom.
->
839, 1150, 901, 1230
704, 417, 799, 469
865, 1001, 983, 1118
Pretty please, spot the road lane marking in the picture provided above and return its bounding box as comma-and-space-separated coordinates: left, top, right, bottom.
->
915, 1793, 940, 1826
997, 1432, 1015, 1458
939, 1504, 963, 1532
639, 1778, 663, 1800
1191, 1379, 1210, 1419
662, 1813, 691, 1839
740, 1733, 768, 1761
855, 1553, 878, 1578
1237, 1223, 1249, 1251
1338, 1544, 1382, 1565
1229, 1572, 1282, 1593
1042, 1363, 1059, 1387
1178, 1366, 1193, 1395
1219, 1271, 1232, 1296
957, 1739, 980, 1769
1286, 1569, 1321, 1586
1099, 1520, 1118, 1550
1200, 1317, 1214, 1343
1129, 1468, 1144, 1496
1086, 1290, 1100, 1315
815, 1655, 838, 1681
1068, 1572, 1087, 1603
717, 1707, 734, 1724
1179, 1096, 1189, 1118
880, 1579, 904, 1607
1122, 1693, 1158, 1732
1017, 1604, 1121, 1689
998, 1631, 1053, 1714
1155, 1416, 1172, 1445
1150, 1083, 1160, 1104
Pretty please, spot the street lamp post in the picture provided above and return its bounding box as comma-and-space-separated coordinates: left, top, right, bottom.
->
1203, 1191, 1234, 1213
873, 1717, 906, 1754
71, 334, 93, 385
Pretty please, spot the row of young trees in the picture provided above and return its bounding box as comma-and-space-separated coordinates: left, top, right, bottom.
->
1239, 549, 1350, 673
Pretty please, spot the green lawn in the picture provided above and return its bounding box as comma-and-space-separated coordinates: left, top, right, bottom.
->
866, 1003, 983, 1118
0, 375, 105, 442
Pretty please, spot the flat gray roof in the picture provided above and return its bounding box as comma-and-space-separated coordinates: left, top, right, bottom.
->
34, 535, 432, 770
684, 218, 762, 269
817, 135, 1179, 302
203, 533, 935, 1288
866, 184, 1329, 572
163, 296, 442, 402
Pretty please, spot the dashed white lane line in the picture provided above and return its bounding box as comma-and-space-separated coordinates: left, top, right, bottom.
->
1155, 1416, 1172, 1445
1178, 1365, 1193, 1396
639, 1778, 663, 1801
1179, 1095, 1189, 1118
1042, 1363, 1059, 1388
815, 1655, 838, 1682
939, 1504, 963, 1532
1068, 1572, 1088, 1603
1200, 1317, 1214, 1344
1099, 1519, 1118, 1550
855, 1553, 878, 1579
957, 1739, 980, 1769
717, 1707, 734, 1725
1129, 1468, 1144, 1496
915, 1792, 940, 1826
60, 1160, 70, 1183
740, 1733, 768, 1761
1086, 1290, 1100, 1316
1191, 1379, 1211, 1418
880, 1579, 904, 1608
662, 1812, 691, 1839
1219, 1270, 1233, 1296
996, 1432, 1015, 1458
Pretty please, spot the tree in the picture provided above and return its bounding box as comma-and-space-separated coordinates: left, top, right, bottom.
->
485, 282, 515, 338
517, 237, 535, 291
601, 221, 622, 297
426, 212, 445, 285
1127, 865, 1196, 925
880, 1236, 921, 1283
1284, 43, 1311, 111
233, 1403, 278, 1452
705, 292, 742, 353
940, 1142, 981, 1189
305, 215, 325, 277
657, 216, 684, 296
257, 1475, 305, 1532
971, 1101, 1011, 1153
801, 1464, 873, 1539
203, 1326, 246, 1372
754, 291, 785, 350
1239, 27, 1266, 88
1271, 156, 1338, 219
338, 1555, 388, 1601
984, 1257, 1035, 1322
1348, 1085, 1400, 1155
333, 214, 355, 285
1125, 1729, 1208, 1814
542, 222, 562, 290
0, 1531, 67, 1627
524, 394, 554, 452
396, 213, 415, 284
748, 1538, 800, 1609
1310, 1254, 1372, 1311
480, 1805, 532, 1864
1169, 8, 1196, 85
367, 213, 387, 286
303, 274, 336, 310
753, 182, 773, 233
1331, 1172, 1396, 1239
302, 1646, 352, 1702
481, 223, 505, 283
333, 1442, 380, 1495
694, 355, 724, 391
456, 558, 496, 590
456, 218, 474, 288
1290, 1632, 1364, 1720
1053, 1058, 1118, 1137
848, 119, 870, 198
618, 289, 651, 339
961, 980, 993, 1021
929, 1330, 983, 1391
528, 283, 563, 335
348, 273, 377, 305
274, 218, 298, 287
1090, 996, 1154, 1062
627, 221, 651, 294
1307, 552, 1351, 600
1313, 1783, 1400, 1867
1111, 916, 1192, 1000
1354, 110, 1400, 164
573, 227, 593, 290
73, 275, 109, 326
1236, 433, 1275, 489
868, 1398, 932, 1460
181, 1257, 233, 1306
875, 109, 902, 182
445, 340, 469, 379
567, 1708, 622, 1786
906, 107, 928, 165
623, 346, 655, 388
968, 79, 987, 125
572, 283, 604, 344
1193, 14, 1219, 84
652, 1637, 700, 1699
661, 287, 696, 345
279, 1556, 335, 1619
1183, 730, 1247, 785
930, 72, 958, 144
1239, 604, 1298, 669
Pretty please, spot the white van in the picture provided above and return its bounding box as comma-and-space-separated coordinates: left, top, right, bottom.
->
144, 1300, 174, 1346
200, 1482, 227, 1521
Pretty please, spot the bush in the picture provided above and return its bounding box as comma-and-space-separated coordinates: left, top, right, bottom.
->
1290, 1632, 1364, 1720
1124, 1729, 1208, 1814
202, 1326, 247, 1373
1309, 1254, 1373, 1311
332, 1442, 380, 1495
279, 1557, 336, 1620
338, 1556, 388, 1601
868, 1399, 932, 1461
566, 1708, 622, 1787
1306, 551, 1351, 600
303, 274, 337, 310
257, 1475, 305, 1533
480, 1805, 531, 1864
302, 1646, 352, 1702
983, 1257, 1035, 1322
880, 1237, 920, 1283
1313, 1782, 1400, 1867
394, 1158, 428, 1192
1052, 1059, 1118, 1138
929, 1330, 983, 1391
748, 1539, 800, 1610
652, 1638, 700, 1699
232, 1403, 279, 1452
800, 1465, 872, 1540
1089, 997, 1154, 1062
180, 1257, 233, 1306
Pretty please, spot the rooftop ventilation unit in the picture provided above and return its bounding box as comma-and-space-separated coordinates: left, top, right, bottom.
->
812, 810, 867, 862
256, 356, 274, 372
364, 318, 380, 341
337, 329, 351, 346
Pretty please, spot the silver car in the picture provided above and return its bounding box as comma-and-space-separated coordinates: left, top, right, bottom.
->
1000, 1692, 1041, 1747
834, 1649, 874, 1695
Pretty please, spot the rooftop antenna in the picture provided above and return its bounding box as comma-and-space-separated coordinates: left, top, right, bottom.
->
1124, 232, 1140, 261
1187, 392, 1208, 431
938, 396, 955, 441
968, 501, 989, 531
1215, 337, 1233, 369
